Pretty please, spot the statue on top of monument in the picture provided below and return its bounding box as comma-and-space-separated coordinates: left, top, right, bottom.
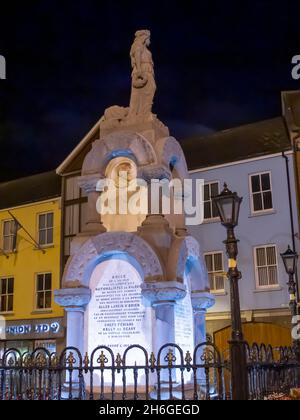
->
102, 29, 163, 129
128, 29, 156, 117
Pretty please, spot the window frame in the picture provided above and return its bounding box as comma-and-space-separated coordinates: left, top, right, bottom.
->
203, 181, 220, 222
254, 244, 279, 290
0, 276, 14, 314
204, 251, 226, 294
35, 272, 52, 310
249, 171, 274, 215
37, 212, 54, 247
63, 173, 88, 263
2, 219, 17, 253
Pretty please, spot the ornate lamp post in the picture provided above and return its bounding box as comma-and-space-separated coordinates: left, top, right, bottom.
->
212, 184, 249, 400
281, 246, 300, 359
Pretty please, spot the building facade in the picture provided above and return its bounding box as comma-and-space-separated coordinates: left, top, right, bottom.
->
0, 171, 65, 355
282, 90, 300, 229
184, 112, 299, 355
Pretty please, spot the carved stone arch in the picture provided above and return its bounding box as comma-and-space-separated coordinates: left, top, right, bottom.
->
62, 232, 165, 288
82, 131, 157, 176
155, 136, 189, 180
167, 236, 210, 292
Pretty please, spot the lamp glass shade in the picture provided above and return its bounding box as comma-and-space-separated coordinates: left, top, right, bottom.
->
281, 246, 298, 275
213, 185, 242, 227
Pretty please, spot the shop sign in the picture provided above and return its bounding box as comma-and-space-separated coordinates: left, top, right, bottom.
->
3, 318, 64, 340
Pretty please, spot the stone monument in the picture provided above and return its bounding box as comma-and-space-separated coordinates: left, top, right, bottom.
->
55, 30, 214, 392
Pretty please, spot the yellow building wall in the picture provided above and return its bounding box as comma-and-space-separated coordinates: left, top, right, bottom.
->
0, 198, 63, 321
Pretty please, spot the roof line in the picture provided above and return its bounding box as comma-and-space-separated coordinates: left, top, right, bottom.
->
0, 196, 60, 212
184, 116, 284, 142
56, 117, 102, 175
189, 149, 293, 173
0, 170, 57, 187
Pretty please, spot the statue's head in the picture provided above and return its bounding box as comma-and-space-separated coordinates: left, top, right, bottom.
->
135, 29, 151, 46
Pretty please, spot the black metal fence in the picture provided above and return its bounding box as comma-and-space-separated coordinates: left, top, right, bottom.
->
246, 343, 300, 400
0, 341, 299, 400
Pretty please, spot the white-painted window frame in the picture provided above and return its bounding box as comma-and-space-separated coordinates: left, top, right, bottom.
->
203, 181, 220, 221
0, 276, 14, 313
2, 219, 16, 253
37, 212, 54, 247
249, 171, 274, 215
254, 244, 279, 290
35, 272, 52, 310
204, 251, 225, 293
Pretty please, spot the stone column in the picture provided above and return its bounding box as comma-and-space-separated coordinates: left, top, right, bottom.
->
141, 281, 186, 353
54, 287, 91, 397
141, 281, 186, 398
191, 291, 215, 347
193, 307, 207, 346
78, 175, 106, 234
64, 308, 85, 352
191, 291, 215, 389
54, 287, 91, 354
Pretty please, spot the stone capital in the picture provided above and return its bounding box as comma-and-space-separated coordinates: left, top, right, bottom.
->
191, 291, 215, 312
141, 281, 186, 305
78, 174, 104, 193
54, 287, 91, 309
138, 164, 172, 183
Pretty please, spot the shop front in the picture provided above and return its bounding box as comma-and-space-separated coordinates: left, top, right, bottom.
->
0, 317, 65, 356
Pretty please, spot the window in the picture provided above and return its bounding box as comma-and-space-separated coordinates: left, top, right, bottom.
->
5, 341, 33, 355
3, 220, 17, 252
65, 205, 80, 236
66, 176, 80, 201
63, 174, 88, 264
250, 172, 273, 213
204, 252, 225, 293
36, 273, 52, 309
35, 340, 56, 353
255, 245, 279, 288
204, 182, 220, 220
38, 213, 54, 246
0, 277, 14, 312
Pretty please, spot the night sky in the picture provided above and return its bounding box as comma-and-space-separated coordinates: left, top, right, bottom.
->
1, 0, 300, 181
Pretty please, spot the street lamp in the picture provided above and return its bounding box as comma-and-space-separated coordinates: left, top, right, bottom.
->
281, 246, 298, 290
212, 183, 249, 400
281, 246, 300, 360
213, 184, 242, 229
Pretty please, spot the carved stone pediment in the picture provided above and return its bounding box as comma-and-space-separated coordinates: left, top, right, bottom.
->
82, 131, 157, 176
62, 232, 165, 287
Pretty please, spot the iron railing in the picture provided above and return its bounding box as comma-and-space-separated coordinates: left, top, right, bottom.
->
0, 341, 299, 400
246, 343, 300, 400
